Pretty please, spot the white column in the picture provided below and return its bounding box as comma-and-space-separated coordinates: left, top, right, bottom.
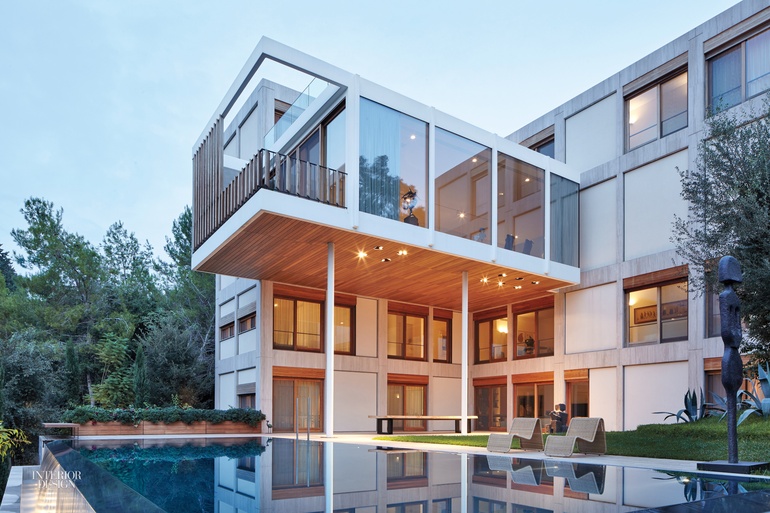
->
325, 242, 335, 437
461, 452, 468, 513
324, 442, 334, 512
461, 271, 469, 435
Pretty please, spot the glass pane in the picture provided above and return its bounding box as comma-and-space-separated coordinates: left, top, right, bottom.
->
707, 290, 721, 338
498, 153, 545, 257
475, 385, 507, 431
334, 305, 352, 353
405, 385, 426, 429
661, 281, 688, 342
273, 298, 294, 348
747, 29, 770, 98
661, 72, 688, 136
550, 174, 579, 266
537, 383, 554, 427
569, 381, 589, 419
537, 308, 555, 356
297, 380, 322, 429
628, 87, 658, 149
296, 300, 321, 350
359, 98, 428, 226
492, 318, 507, 361
710, 47, 742, 112
477, 320, 490, 363
388, 313, 405, 357
628, 287, 658, 345
516, 312, 536, 357
515, 384, 535, 418
432, 318, 450, 362
388, 385, 405, 415
405, 315, 425, 359
435, 128, 491, 243
325, 109, 346, 172
273, 379, 295, 431
535, 139, 555, 158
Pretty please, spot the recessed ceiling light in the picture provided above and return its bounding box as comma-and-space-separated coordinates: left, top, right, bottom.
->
374, 246, 383, 250
382, 258, 391, 262
472, 158, 478, 163
498, 273, 507, 277
499, 192, 504, 196
497, 281, 504, 287
357, 250, 367, 259
480, 277, 489, 284
458, 212, 465, 219
525, 177, 530, 182
514, 285, 522, 290
397, 249, 408, 256
515, 277, 523, 280
532, 280, 540, 285
410, 134, 416, 140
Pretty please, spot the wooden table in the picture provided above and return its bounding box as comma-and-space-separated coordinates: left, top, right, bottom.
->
368, 415, 479, 435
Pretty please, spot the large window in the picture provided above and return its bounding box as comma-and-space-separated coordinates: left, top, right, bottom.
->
710, 28, 770, 112
550, 174, 579, 267
387, 382, 427, 431
627, 71, 688, 150
220, 322, 234, 340
387, 452, 427, 489
514, 382, 553, 429
388, 312, 426, 360
359, 98, 428, 226
476, 315, 508, 363
273, 378, 323, 432
432, 317, 451, 363
475, 384, 506, 431
627, 280, 688, 345
273, 296, 354, 354
272, 439, 324, 498
274, 297, 322, 351
497, 153, 545, 257
514, 308, 554, 359
435, 129, 491, 243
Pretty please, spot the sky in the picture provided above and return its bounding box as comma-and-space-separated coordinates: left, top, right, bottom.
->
0, 0, 740, 269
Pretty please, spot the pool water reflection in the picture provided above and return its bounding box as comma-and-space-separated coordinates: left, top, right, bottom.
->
45, 437, 770, 512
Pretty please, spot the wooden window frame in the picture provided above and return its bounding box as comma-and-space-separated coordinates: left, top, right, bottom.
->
432, 315, 452, 363
272, 376, 324, 433
625, 69, 688, 152
513, 307, 555, 360
388, 311, 427, 361
238, 313, 256, 333
475, 313, 508, 364
387, 379, 428, 431
333, 304, 356, 355
273, 296, 324, 352
625, 278, 688, 346
220, 322, 235, 340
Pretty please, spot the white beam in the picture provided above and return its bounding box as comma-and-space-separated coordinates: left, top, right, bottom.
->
325, 242, 335, 436
461, 270, 469, 435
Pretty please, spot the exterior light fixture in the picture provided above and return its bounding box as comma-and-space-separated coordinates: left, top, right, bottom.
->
357, 250, 368, 259
514, 285, 522, 290
374, 246, 383, 250
397, 249, 408, 256
401, 188, 419, 226
458, 212, 466, 219
382, 258, 391, 262
480, 277, 489, 284
410, 134, 416, 140
498, 273, 507, 277
532, 280, 540, 285
497, 280, 504, 287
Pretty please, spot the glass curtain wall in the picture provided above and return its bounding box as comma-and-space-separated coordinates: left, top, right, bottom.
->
435, 129, 491, 243
497, 153, 545, 257
359, 98, 428, 225
550, 174, 579, 266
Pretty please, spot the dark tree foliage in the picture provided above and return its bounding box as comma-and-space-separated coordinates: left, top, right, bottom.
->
0, 244, 14, 292
673, 100, 770, 365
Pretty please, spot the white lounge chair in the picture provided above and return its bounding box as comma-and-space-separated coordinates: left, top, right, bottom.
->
486, 417, 544, 453
544, 417, 606, 457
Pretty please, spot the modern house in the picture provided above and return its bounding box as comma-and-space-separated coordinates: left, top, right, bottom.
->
193, 0, 769, 437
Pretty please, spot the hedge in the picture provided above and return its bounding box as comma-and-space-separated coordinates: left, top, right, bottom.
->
59, 406, 266, 427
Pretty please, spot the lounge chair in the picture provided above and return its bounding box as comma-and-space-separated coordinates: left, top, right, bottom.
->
486, 417, 544, 453
486, 455, 545, 486
544, 417, 606, 457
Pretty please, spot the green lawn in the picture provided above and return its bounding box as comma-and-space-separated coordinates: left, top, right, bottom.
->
374, 416, 770, 462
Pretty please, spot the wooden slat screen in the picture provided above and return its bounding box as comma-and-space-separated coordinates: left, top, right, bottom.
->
388, 373, 429, 385
623, 265, 688, 290
473, 375, 507, 387
273, 366, 325, 379
564, 369, 589, 381
511, 371, 554, 384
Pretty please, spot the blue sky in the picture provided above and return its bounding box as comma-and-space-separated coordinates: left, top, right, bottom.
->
0, 0, 738, 267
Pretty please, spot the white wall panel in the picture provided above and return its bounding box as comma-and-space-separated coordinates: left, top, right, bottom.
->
221, 299, 235, 317
238, 368, 257, 385
220, 275, 237, 290
431, 377, 461, 431
624, 361, 688, 430
580, 179, 617, 270
334, 371, 376, 431
565, 95, 617, 171
333, 443, 376, 493
221, 339, 236, 360
566, 283, 618, 353
589, 367, 617, 431
238, 287, 258, 306
624, 150, 688, 260
219, 372, 236, 409
238, 329, 258, 354
356, 298, 377, 357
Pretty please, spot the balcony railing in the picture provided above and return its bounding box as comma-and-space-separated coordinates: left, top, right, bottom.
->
193, 124, 346, 251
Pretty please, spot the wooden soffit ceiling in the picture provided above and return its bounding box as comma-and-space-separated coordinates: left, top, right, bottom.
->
195, 213, 569, 312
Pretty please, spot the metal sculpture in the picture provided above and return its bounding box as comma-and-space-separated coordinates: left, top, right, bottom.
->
718, 255, 743, 464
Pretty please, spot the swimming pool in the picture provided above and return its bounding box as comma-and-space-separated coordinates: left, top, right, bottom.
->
29, 437, 770, 512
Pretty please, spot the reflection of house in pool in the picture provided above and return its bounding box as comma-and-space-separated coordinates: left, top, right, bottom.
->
194, 0, 770, 442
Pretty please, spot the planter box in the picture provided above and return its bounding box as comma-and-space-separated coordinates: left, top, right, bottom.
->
74, 420, 262, 436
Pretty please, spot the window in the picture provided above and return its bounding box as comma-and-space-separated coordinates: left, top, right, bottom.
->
514, 308, 554, 358
432, 317, 451, 363
710, 28, 770, 112
627, 279, 688, 345
387, 382, 427, 431
567, 380, 588, 420
334, 305, 355, 355
388, 312, 426, 360
627, 71, 688, 150
534, 137, 555, 159
387, 452, 427, 488
514, 382, 554, 427
274, 297, 322, 351
497, 153, 545, 258
239, 313, 256, 333
706, 289, 721, 338
238, 393, 255, 409
476, 315, 508, 363
272, 378, 323, 432
475, 384, 506, 431
220, 322, 234, 340
271, 436, 324, 497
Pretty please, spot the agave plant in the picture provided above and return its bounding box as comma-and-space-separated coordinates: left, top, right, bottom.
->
654, 389, 707, 423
